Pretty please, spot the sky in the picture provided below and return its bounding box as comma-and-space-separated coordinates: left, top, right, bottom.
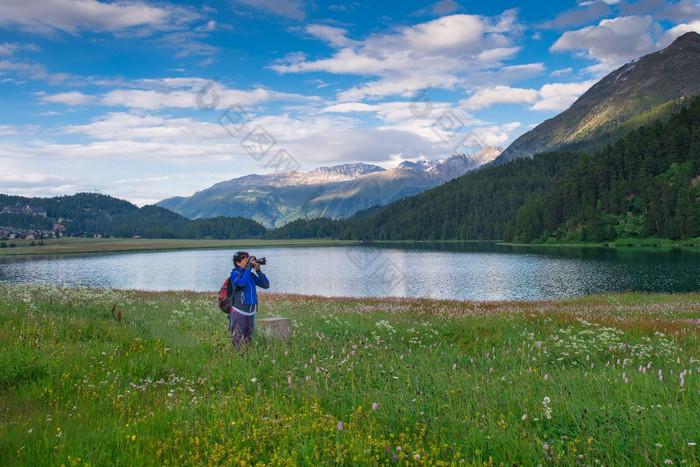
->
1, 0, 699, 206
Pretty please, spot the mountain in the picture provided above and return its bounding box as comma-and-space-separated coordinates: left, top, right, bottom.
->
157, 148, 501, 228
495, 31, 700, 164
272, 95, 700, 243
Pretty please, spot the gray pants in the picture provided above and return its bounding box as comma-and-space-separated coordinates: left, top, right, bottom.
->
230, 310, 256, 346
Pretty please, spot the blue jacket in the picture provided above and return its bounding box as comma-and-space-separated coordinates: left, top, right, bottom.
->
230, 266, 270, 314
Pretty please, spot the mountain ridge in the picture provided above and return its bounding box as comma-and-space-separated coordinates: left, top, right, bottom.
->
494, 31, 700, 164
157, 148, 502, 227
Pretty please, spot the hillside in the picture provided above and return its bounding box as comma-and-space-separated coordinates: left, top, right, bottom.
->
0, 193, 266, 240
0, 193, 138, 235
513, 96, 700, 243
495, 31, 700, 163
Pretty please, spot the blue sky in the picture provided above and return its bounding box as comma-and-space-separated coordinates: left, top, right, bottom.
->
1, 0, 699, 205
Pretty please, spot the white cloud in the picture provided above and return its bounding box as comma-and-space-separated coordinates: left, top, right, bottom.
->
462, 86, 538, 110
321, 99, 488, 148
306, 24, 355, 48
39, 91, 95, 106
470, 122, 522, 147
531, 80, 597, 111
0, 124, 40, 135
0, 0, 198, 35
271, 12, 525, 99
0, 170, 76, 187
61, 112, 220, 142
0, 125, 20, 136
550, 67, 573, 77
551, 15, 659, 70
0, 44, 13, 56
102, 86, 311, 109
51, 108, 439, 166
0, 59, 72, 84
467, 63, 545, 87
285, 128, 436, 164
34, 78, 317, 111
460, 79, 597, 112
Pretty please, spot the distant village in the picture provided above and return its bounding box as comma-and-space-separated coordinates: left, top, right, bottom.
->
0, 202, 62, 241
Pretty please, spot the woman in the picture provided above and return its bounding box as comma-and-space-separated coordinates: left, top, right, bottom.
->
230, 250, 270, 346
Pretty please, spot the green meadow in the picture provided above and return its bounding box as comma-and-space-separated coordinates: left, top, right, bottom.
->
0, 283, 698, 465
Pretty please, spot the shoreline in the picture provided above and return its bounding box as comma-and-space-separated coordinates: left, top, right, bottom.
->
0, 237, 355, 257
1, 236, 699, 258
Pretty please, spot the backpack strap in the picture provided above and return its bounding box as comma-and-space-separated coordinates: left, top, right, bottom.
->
232, 270, 243, 291
231, 270, 243, 304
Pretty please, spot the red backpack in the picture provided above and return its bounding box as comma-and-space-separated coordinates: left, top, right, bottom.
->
218, 277, 233, 313
217, 272, 242, 313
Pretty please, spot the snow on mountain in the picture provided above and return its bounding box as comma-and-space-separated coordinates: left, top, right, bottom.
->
157, 147, 502, 227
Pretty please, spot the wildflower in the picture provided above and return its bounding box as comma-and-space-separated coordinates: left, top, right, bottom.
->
414, 453, 421, 461
337, 421, 343, 431
542, 397, 552, 419
251, 378, 257, 383
372, 403, 379, 410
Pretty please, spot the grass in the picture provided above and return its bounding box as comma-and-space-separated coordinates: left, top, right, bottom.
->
0, 284, 698, 465
0, 237, 352, 257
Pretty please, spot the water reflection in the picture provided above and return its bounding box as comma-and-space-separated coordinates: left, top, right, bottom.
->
0, 243, 698, 301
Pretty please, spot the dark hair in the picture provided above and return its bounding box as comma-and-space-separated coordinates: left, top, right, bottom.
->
233, 250, 249, 265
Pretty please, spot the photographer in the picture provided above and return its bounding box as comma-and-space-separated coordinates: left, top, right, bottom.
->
230, 251, 270, 347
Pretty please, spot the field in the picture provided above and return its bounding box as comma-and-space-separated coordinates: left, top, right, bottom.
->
0, 283, 698, 465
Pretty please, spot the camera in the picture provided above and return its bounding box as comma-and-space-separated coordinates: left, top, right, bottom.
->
249, 256, 267, 265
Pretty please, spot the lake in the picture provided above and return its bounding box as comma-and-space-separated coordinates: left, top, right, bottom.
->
0, 243, 698, 301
